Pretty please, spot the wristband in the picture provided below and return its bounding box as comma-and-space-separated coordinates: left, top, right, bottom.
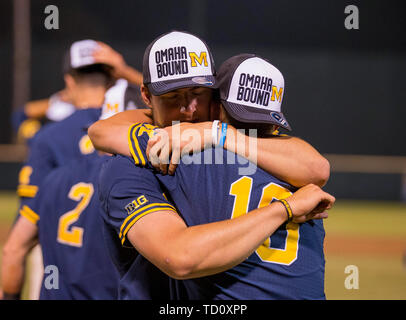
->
278, 199, 293, 222
218, 123, 228, 147
211, 120, 220, 146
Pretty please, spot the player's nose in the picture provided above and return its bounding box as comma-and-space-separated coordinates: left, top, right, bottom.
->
180, 99, 197, 120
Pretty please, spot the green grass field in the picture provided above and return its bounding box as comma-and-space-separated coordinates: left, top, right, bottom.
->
323, 200, 406, 299
1, 192, 405, 299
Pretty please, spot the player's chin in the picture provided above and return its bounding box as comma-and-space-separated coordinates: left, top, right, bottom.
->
180, 118, 199, 123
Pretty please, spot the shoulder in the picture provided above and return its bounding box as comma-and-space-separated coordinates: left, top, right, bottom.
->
29, 120, 60, 145
99, 154, 161, 197
99, 155, 146, 194
100, 154, 136, 180
56, 108, 101, 130
28, 112, 77, 148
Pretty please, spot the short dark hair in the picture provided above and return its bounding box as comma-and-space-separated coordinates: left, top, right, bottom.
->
68, 64, 114, 87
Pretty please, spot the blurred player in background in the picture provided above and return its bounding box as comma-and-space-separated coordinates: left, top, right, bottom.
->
1, 39, 147, 300
91, 31, 332, 299
1, 153, 120, 299
12, 41, 144, 145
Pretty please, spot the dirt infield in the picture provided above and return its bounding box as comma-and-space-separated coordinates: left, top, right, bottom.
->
325, 234, 406, 257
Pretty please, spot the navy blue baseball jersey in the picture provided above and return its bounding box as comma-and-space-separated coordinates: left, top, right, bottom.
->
20, 154, 119, 299
17, 108, 101, 204
99, 152, 177, 300
100, 123, 326, 300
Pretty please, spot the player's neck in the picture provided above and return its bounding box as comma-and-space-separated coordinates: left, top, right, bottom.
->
73, 86, 106, 109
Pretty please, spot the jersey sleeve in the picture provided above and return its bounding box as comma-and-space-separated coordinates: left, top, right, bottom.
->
18, 158, 66, 226
127, 123, 158, 167
18, 200, 40, 225
99, 155, 176, 247
17, 133, 55, 199
18, 176, 48, 226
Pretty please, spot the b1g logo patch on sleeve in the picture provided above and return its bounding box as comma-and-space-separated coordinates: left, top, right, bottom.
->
125, 195, 148, 215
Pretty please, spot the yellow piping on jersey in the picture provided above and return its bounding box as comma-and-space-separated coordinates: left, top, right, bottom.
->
128, 123, 145, 165
119, 202, 176, 239
19, 205, 40, 225
132, 124, 146, 166
17, 185, 38, 198
120, 206, 177, 245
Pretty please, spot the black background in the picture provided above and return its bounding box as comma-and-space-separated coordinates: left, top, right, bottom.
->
1, 0, 405, 156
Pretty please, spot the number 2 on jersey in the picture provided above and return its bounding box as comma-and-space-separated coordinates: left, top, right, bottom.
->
57, 182, 94, 247
229, 176, 299, 265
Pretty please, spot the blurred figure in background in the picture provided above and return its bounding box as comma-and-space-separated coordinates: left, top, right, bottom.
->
11, 40, 145, 145
2, 39, 147, 300
1, 151, 121, 299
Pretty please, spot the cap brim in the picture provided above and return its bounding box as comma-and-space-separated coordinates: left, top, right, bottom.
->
222, 100, 292, 131
147, 75, 216, 96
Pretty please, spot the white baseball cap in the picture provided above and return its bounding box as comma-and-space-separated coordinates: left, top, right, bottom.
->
215, 54, 291, 130
63, 39, 112, 74
142, 30, 216, 95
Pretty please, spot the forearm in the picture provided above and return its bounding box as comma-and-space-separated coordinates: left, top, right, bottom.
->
1, 240, 34, 297
161, 202, 287, 279
117, 65, 143, 86
88, 109, 152, 155
24, 99, 50, 119
1, 216, 39, 299
225, 127, 330, 187
1, 254, 26, 297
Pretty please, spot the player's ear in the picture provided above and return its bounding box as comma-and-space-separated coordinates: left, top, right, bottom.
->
210, 100, 220, 121
64, 74, 76, 91
218, 103, 228, 122
140, 84, 153, 108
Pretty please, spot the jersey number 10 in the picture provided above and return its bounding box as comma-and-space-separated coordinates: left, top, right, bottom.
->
229, 176, 300, 265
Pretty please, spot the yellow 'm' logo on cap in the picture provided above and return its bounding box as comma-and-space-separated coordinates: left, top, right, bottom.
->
271, 86, 283, 103
189, 52, 208, 67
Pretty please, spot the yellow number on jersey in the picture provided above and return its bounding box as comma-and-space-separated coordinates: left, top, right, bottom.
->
229, 176, 299, 265
17, 165, 38, 198
79, 134, 95, 155
57, 182, 94, 247
19, 166, 33, 185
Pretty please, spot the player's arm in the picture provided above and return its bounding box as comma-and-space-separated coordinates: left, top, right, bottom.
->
146, 122, 330, 187
88, 109, 152, 155
90, 118, 330, 188
102, 157, 334, 280
1, 212, 39, 300
126, 184, 334, 280
23, 98, 50, 119
93, 42, 143, 85
17, 133, 55, 200
225, 126, 331, 187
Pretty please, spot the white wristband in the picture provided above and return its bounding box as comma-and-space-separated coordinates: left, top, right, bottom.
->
212, 120, 220, 146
